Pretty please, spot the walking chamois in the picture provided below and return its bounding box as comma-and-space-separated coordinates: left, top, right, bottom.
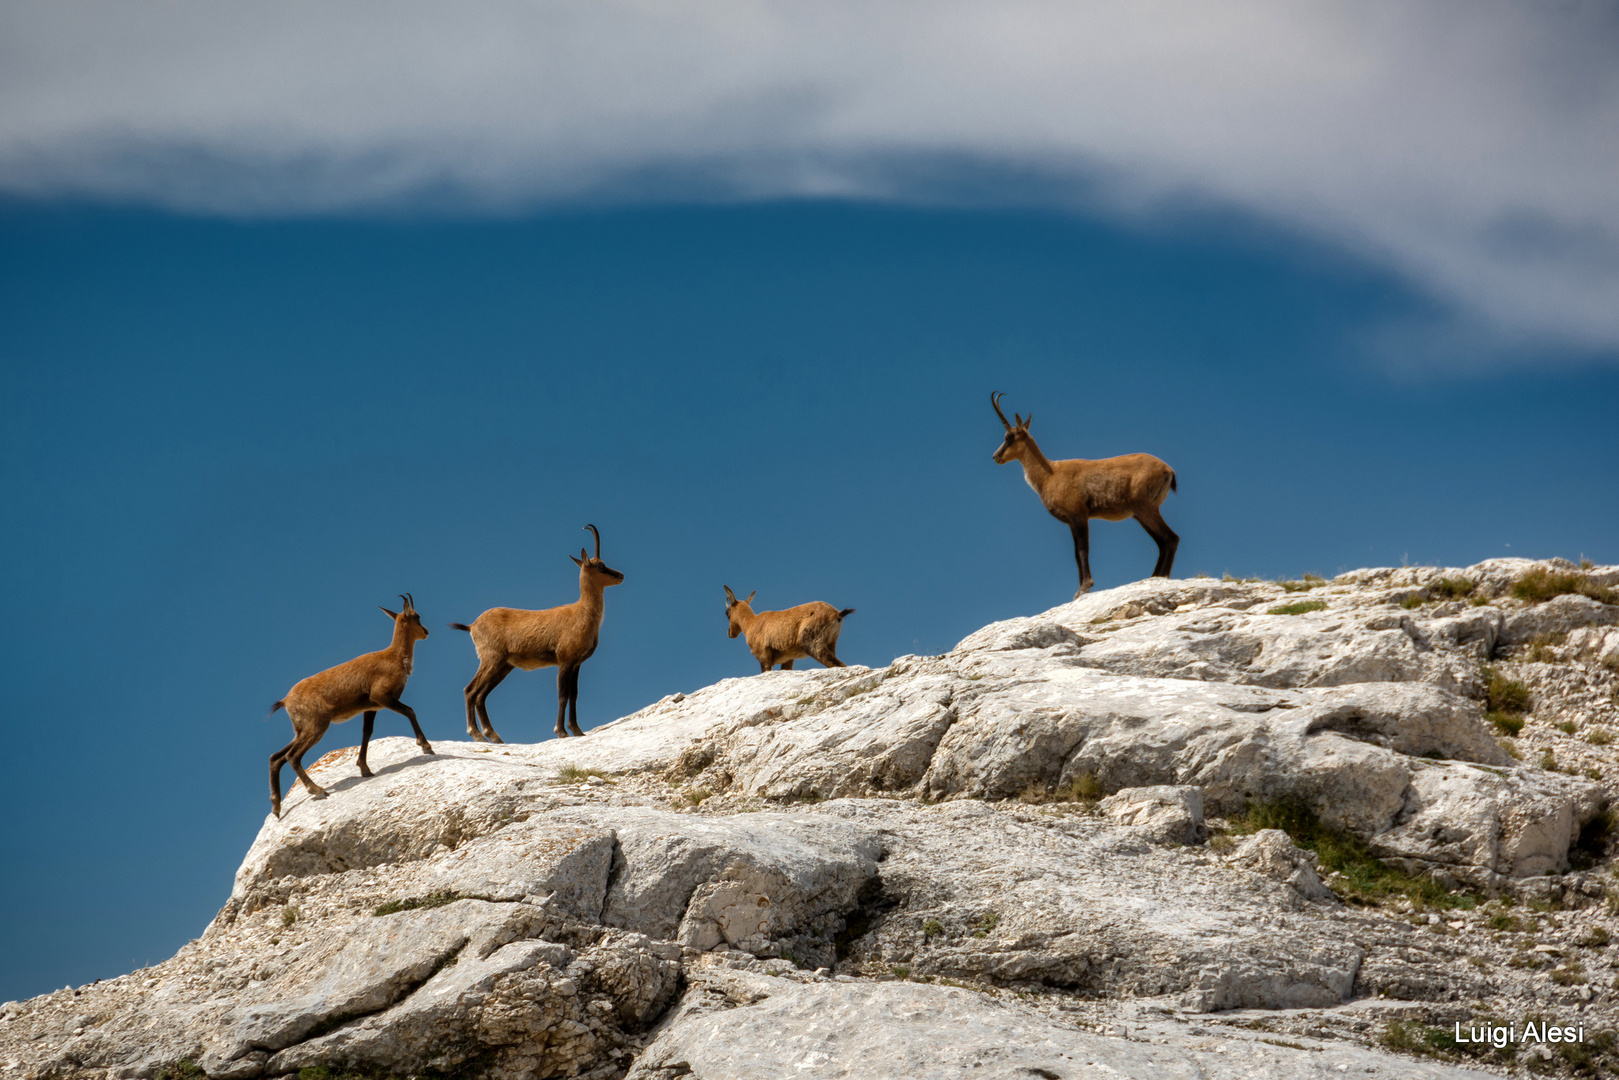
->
990, 391, 1178, 598
723, 586, 854, 672
268, 594, 434, 818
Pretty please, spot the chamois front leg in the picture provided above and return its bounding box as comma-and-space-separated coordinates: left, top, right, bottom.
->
564, 664, 586, 738
780, 659, 794, 670
555, 663, 580, 738
358, 711, 377, 777
382, 698, 434, 755
1069, 518, 1094, 598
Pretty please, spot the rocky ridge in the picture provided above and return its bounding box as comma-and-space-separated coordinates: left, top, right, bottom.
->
5, 558, 1619, 1079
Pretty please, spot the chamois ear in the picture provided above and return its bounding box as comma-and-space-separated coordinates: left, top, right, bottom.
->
569, 554, 584, 567
1023, 412, 1032, 429
723, 585, 737, 604
379, 606, 400, 619
744, 590, 756, 605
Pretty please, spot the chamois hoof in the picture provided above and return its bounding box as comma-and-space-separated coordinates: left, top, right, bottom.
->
359, 765, 374, 778
306, 785, 328, 799
1074, 583, 1094, 599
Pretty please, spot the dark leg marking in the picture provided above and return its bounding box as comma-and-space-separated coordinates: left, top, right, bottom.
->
1070, 518, 1094, 597
359, 711, 377, 777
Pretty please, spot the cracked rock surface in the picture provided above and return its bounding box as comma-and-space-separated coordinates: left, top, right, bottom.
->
5, 558, 1619, 1079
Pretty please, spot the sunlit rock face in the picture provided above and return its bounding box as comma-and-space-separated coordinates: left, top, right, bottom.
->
4, 559, 1617, 1080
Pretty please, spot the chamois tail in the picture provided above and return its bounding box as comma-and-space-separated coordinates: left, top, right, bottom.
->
838, 608, 856, 620
449, 622, 473, 632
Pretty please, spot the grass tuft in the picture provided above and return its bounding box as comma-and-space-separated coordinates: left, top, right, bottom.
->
1487, 711, 1524, 737
1226, 802, 1477, 909
554, 764, 615, 784
1268, 599, 1327, 616
373, 891, 479, 917
1528, 632, 1568, 663
1513, 567, 1616, 605
1587, 728, 1612, 746
1483, 666, 1531, 714
1431, 577, 1476, 600
154, 1063, 208, 1080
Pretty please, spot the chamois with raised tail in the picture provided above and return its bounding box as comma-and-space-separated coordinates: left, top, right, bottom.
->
990, 391, 1178, 598
723, 586, 854, 672
451, 524, 624, 741
268, 594, 434, 818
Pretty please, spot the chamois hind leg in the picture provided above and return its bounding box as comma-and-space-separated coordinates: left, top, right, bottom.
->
1134, 506, 1180, 579
464, 660, 512, 743
286, 720, 332, 800
357, 711, 378, 777
780, 659, 794, 670
1069, 518, 1094, 598
564, 664, 586, 738
269, 736, 301, 818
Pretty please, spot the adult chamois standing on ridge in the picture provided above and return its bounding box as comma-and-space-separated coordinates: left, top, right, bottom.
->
723, 586, 854, 672
990, 391, 1178, 598
451, 524, 624, 741
267, 594, 434, 818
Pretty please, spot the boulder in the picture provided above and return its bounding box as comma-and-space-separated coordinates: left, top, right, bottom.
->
1227, 829, 1336, 903
1097, 785, 1204, 845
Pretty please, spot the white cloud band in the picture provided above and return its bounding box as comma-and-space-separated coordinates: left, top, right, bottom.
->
3, 1, 1616, 354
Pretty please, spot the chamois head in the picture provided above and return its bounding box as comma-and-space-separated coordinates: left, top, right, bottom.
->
378, 593, 429, 642
569, 524, 625, 589
990, 391, 1035, 464
722, 585, 758, 638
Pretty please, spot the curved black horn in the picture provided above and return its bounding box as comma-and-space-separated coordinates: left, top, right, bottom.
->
990, 391, 1012, 431
583, 523, 601, 559
400, 593, 414, 611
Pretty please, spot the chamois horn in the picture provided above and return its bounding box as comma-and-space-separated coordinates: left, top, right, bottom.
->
991, 391, 1013, 431
400, 593, 414, 612
584, 523, 601, 559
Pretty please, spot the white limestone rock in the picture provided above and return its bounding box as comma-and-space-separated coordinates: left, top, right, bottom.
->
1227, 829, 1337, 903
1097, 785, 1204, 845
626, 968, 1496, 1080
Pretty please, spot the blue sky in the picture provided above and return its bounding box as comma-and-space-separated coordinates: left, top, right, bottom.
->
2, 1, 1617, 1002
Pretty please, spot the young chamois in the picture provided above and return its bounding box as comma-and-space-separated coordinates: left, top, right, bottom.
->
990, 391, 1179, 598
451, 524, 624, 742
723, 586, 855, 672
268, 594, 434, 818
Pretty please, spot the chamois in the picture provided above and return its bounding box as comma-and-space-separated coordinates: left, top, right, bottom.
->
451, 524, 624, 742
268, 594, 434, 818
990, 391, 1178, 598
723, 586, 855, 672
